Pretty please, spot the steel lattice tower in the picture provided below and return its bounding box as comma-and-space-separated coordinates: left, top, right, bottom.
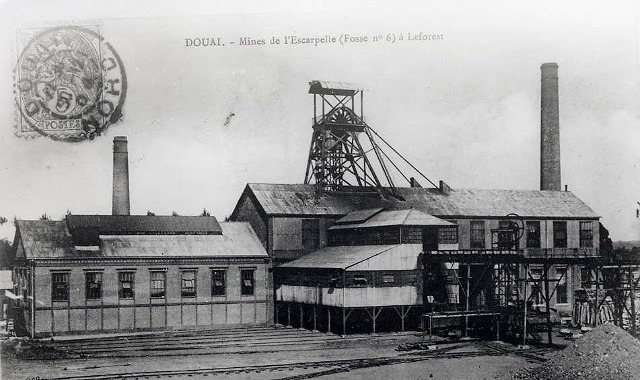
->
304, 81, 397, 196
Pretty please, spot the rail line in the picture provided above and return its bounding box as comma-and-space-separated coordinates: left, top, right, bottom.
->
48, 342, 548, 380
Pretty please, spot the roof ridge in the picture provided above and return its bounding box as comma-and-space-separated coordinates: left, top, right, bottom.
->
345, 244, 401, 270
401, 208, 413, 225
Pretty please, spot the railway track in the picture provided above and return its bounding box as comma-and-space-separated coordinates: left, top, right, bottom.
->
46, 343, 523, 380
475, 341, 550, 363
41, 328, 420, 359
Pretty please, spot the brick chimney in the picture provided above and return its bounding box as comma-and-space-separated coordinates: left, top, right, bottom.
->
112, 136, 130, 215
540, 63, 561, 191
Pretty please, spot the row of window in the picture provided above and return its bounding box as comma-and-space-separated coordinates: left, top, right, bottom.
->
528, 267, 568, 304
52, 269, 256, 302
468, 220, 594, 249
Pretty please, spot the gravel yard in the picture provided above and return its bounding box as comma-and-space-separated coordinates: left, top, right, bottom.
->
0, 326, 603, 380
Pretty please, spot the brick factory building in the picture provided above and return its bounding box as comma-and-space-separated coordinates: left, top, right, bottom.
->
10, 138, 271, 338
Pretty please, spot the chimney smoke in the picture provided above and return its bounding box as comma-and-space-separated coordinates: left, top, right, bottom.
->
540, 63, 561, 191
112, 136, 130, 215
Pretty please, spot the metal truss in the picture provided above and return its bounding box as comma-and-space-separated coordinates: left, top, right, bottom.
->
304, 82, 399, 198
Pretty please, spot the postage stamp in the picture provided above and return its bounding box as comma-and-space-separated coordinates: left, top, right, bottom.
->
14, 25, 127, 141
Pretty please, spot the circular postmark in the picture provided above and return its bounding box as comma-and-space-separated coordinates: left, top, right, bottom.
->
15, 26, 127, 141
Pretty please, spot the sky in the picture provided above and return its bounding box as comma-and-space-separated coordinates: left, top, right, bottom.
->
0, 0, 638, 241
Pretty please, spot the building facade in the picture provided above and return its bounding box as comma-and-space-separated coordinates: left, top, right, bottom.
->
12, 216, 271, 338
231, 182, 600, 329
275, 208, 453, 334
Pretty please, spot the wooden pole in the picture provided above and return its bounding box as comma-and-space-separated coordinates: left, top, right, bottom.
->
465, 264, 471, 337
629, 270, 637, 336
544, 264, 553, 345
313, 306, 317, 331
594, 267, 599, 327
523, 264, 528, 346
299, 304, 303, 329
372, 307, 376, 334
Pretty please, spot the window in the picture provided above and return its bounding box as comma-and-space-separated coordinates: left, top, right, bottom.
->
530, 268, 543, 305
51, 272, 69, 302
382, 275, 395, 283
118, 272, 135, 299
553, 221, 567, 248
241, 269, 255, 296
181, 270, 196, 297
581, 267, 593, 288
353, 275, 368, 286
401, 227, 422, 244
470, 221, 485, 248
150, 271, 166, 298
497, 221, 516, 249
302, 219, 320, 251
211, 269, 226, 296
438, 225, 458, 244
85, 272, 102, 300
383, 227, 399, 245
526, 221, 541, 248
580, 221, 593, 248
556, 267, 567, 304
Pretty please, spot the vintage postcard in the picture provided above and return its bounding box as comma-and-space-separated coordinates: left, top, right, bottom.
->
0, 1, 638, 379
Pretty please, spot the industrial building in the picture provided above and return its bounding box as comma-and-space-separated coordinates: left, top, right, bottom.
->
231, 65, 638, 340
11, 137, 271, 338
8, 63, 639, 341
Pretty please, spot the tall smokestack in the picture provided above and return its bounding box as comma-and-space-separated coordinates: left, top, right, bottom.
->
112, 136, 130, 215
540, 62, 561, 191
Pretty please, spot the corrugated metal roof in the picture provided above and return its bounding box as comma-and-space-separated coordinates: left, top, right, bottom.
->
66, 215, 222, 235
278, 244, 400, 270
16, 220, 77, 258
100, 223, 267, 258
330, 208, 453, 230
16, 220, 266, 259
334, 208, 384, 224
243, 183, 599, 219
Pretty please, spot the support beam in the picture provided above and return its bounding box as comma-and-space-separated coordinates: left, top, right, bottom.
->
342, 307, 346, 336
465, 264, 471, 337
299, 304, 304, 329
313, 306, 317, 331
372, 307, 376, 333
543, 264, 553, 345
594, 267, 599, 327
630, 270, 637, 336
523, 263, 528, 346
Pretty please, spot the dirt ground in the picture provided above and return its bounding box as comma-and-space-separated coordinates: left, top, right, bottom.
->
0, 327, 556, 380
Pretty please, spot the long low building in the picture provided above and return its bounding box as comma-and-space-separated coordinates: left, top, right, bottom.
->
12, 215, 271, 338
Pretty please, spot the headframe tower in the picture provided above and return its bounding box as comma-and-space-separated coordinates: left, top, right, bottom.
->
304, 81, 399, 197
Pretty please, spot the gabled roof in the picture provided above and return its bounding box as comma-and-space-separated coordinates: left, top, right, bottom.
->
330, 208, 453, 230
15, 219, 266, 259
278, 244, 422, 271
15, 220, 76, 259
233, 183, 600, 219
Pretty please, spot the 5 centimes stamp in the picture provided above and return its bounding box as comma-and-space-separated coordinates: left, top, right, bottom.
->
14, 25, 127, 141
